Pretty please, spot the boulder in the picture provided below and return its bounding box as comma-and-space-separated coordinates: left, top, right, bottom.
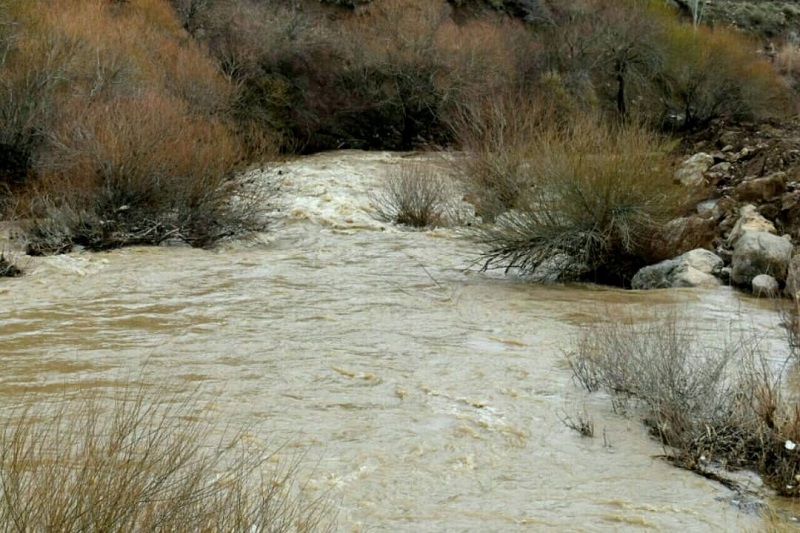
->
660, 215, 719, 254
734, 172, 787, 203
731, 231, 793, 286
631, 249, 724, 289
674, 153, 714, 187
532, 253, 586, 283
752, 274, 779, 297
696, 199, 723, 220
709, 162, 732, 174
733, 146, 758, 162
706, 162, 732, 186
726, 204, 777, 247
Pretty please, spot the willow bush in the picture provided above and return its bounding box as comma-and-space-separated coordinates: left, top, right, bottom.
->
468, 108, 685, 285
1, 0, 263, 254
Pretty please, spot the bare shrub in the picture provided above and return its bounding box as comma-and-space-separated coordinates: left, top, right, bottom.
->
0, 0, 262, 251
557, 406, 595, 438
0, 385, 336, 531
568, 312, 735, 442
450, 93, 548, 221
0, 15, 80, 191
568, 311, 800, 496
470, 113, 685, 285
656, 23, 791, 128
22, 91, 259, 253
194, 0, 529, 152
532, 1, 790, 128
372, 164, 452, 228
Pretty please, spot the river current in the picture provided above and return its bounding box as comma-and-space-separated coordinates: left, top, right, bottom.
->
1, 151, 790, 531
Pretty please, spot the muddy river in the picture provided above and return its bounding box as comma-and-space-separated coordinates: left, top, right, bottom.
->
0, 151, 791, 531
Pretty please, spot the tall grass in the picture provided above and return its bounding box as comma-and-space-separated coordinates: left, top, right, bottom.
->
0, 386, 335, 531
569, 312, 800, 497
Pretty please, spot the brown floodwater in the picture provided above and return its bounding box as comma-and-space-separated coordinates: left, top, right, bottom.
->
0, 151, 791, 531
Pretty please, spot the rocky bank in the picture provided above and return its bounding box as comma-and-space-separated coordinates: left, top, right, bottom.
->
634, 119, 800, 298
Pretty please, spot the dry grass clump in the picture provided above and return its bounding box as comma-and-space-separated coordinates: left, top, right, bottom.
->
465, 105, 684, 285
568, 312, 800, 497
371, 165, 453, 228
0, 386, 335, 532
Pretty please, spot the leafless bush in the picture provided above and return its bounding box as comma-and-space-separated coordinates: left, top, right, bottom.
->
0, 28, 80, 190
371, 164, 453, 228
450, 93, 547, 221
568, 311, 800, 496
557, 406, 595, 438
0, 385, 336, 531
22, 92, 262, 254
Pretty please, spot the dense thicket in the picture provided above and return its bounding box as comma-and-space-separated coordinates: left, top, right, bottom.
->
0, 0, 793, 253
172, 0, 789, 154
0, 0, 261, 253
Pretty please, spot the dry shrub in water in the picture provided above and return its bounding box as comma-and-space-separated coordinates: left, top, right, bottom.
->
569, 312, 800, 497
0, 386, 335, 532
372, 164, 452, 228
468, 108, 684, 285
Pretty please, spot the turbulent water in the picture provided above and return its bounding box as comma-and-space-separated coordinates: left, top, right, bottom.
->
0, 151, 792, 531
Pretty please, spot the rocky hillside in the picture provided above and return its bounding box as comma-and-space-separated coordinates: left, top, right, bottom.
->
700, 0, 800, 39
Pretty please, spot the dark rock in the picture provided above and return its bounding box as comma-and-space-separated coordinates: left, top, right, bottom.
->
734, 171, 787, 202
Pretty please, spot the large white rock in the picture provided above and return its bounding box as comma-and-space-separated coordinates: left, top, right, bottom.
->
674, 152, 715, 187
731, 231, 793, 286
726, 204, 777, 247
631, 249, 724, 289
752, 274, 779, 297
